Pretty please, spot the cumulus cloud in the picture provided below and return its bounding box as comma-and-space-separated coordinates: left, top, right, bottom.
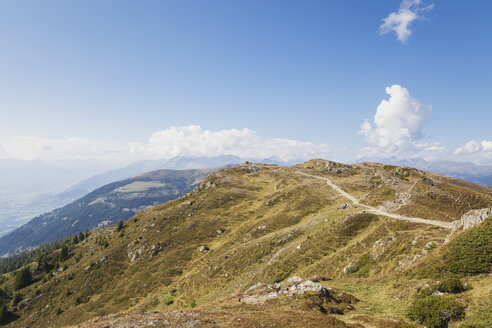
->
359, 85, 441, 158
454, 140, 492, 159
380, 0, 433, 43
0, 126, 335, 164
129, 125, 333, 162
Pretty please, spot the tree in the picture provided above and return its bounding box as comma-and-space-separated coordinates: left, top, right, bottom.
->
117, 220, 124, 232
60, 245, 69, 261
71, 234, 79, 244
0, 303, 9, 324
13, 267, 32, 290
36, 253, 50, 273
10, 292, 22, 308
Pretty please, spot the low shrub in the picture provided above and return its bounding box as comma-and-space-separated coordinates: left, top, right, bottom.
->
407, 295, 465, 328
419, 217, 492, 278
420, 278, 467, 297
436, 278, 467, 294
441, 218, 491, 276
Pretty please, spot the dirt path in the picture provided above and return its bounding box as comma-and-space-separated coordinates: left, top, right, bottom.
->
296, 172, 452, 229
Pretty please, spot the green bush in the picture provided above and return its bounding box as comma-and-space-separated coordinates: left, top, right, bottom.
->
164, 294, 175, 306
437, 278, 466, 294
420, 278, 467, 297
441, 218, 492, 276
407, 295, 465, 328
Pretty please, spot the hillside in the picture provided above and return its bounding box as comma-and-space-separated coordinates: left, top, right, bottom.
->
0, 160, 491, 328
0, 156, 288, 238
0, 167, 226, 256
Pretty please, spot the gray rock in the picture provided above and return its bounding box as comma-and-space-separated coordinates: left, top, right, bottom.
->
288, 280, 328, 296
286, 276, 303, 286
17, 298, 31, 310
451, 208, 492, 234
199, 245, 210, 252
242, 165, 260, 173
338, 203, 350, 209
136, 245, 146, 255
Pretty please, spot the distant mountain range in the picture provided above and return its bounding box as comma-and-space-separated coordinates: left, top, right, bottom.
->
0, 166, 227, 256
356, 157, 492, 187
0, 156, 261, 237
62, 155, 248, 199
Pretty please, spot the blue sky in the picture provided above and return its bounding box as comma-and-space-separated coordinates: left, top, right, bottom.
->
0, 0, 491, 164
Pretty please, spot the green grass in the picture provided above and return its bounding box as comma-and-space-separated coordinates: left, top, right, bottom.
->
459, 296, 492, 328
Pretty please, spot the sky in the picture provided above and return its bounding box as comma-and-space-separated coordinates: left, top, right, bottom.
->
0, 0, 491, 166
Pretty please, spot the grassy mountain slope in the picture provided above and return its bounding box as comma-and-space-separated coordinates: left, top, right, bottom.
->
1, 160, 491, 328
0, 167, 225, 256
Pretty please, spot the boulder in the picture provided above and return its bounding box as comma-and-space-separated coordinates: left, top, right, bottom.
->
338, 203, 350, 210
288, 280, 328, 297
286, 276, 303, 286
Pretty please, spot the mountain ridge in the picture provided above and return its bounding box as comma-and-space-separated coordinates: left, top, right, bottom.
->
0, 159, 490, 328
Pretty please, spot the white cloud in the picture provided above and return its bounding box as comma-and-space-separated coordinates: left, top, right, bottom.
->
129, 125, 334, 162
359, 85, 441, 158
0, 126, 335, 164
380, 0, 433, 43
0, 136, 129, 163
454, 140, 492, 159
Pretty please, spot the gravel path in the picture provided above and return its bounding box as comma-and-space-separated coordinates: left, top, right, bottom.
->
297, 172, 452, 229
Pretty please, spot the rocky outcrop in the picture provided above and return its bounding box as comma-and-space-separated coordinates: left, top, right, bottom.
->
241, 277, 354, 304
451, 208, 492, 234
128, 245, 146, 263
